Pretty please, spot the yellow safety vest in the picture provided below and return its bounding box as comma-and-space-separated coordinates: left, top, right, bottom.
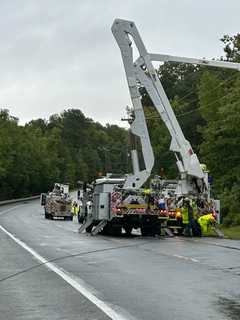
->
71, 205, 78, 215
192, 202, 198, 219
143, 188, 151, 195
198, 214, 213, 233
181, 207, 189, 224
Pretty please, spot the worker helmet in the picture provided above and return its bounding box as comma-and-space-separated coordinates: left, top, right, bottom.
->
143, 188, 151, 194
200, 163, 207, 172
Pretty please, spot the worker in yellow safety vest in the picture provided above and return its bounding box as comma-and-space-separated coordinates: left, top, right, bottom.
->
191, 199, 202, 237
181, 205, 189, 225
143, 189, 154, 208
71, 201, 79, 216
198, 213, 216, 235
181, 198, 194, 236
181, 198, 191, 236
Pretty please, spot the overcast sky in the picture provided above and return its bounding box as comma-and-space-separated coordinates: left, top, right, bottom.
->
0, 0, 239, 126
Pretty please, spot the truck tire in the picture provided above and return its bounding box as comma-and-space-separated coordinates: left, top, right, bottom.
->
86, 223, 94, 233
140, 226, 149, 236
110, 225, 122, 236
124, 226, 132, 236
153, 223, 161, 236
141, 226, 155, 237
45, 210, 51, 219
101, 224, 122, 236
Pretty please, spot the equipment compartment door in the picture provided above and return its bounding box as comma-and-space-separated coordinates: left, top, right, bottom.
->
98, 193, 110, 220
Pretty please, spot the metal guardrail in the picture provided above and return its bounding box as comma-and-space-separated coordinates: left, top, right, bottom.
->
0, 195, 40, 206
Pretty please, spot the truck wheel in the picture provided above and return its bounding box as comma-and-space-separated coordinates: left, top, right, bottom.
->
86, 224, 93, 233
153, 223, 162, 236
124, 226, 132, 236
100, 225, 108, 235
44, 208, 49, 219
141, 227, 148, 236
101, 224, 121, 236
177, 228, 184, 235
45, 211, 52, 220
110, 225, 122, 236
141, 226, 154, 236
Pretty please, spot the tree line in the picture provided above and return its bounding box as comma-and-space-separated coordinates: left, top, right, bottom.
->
0, 33, 239, 225
0, 108, 128, 200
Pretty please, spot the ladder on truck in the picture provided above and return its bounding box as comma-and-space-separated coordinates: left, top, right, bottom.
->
78, 218, 108, 236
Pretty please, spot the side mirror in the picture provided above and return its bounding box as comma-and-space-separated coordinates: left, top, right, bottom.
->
40, 193, 47, 206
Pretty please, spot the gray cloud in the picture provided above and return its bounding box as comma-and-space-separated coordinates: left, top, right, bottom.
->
0, 0, 239, 126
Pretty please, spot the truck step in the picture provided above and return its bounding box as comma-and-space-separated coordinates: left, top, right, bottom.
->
163, 227, 174, 237
91, 220, 108, 236
78, 217, 93, 233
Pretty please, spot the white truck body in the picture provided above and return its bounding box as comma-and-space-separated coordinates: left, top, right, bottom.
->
79, 19, 240, 236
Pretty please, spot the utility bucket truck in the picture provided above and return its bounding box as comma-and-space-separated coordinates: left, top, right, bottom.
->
79, 19, 240, 237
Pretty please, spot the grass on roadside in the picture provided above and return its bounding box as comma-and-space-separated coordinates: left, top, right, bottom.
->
202, 225, 240, 240
219, 225, 240, 240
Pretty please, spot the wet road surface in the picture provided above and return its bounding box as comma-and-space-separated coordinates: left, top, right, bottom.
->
0, 199, 240, 320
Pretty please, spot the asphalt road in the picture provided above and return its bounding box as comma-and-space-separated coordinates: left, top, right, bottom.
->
0, 199, 240, 320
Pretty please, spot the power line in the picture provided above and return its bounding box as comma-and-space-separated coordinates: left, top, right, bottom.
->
169, 70, 239, 109
145, 88, 233, 121
165, 64, 239, 107
144, 72, 239, 121
178, 88, 235, 118
0, 241, 149, 284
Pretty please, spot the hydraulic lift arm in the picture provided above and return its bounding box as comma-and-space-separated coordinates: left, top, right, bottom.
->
112, 19, 155, 190
112, 19, 240, 194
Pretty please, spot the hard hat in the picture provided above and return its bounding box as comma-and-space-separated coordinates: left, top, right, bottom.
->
200, 163, 207, 172
143, 188, 151, 194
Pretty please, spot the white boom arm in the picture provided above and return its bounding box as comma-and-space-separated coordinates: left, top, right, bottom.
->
112, 19, 240, 194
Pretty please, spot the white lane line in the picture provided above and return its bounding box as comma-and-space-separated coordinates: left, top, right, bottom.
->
0, 224, 129, 320
190, 258, 199, 263
173, 254, 199, 263
0, 205, 23, 216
